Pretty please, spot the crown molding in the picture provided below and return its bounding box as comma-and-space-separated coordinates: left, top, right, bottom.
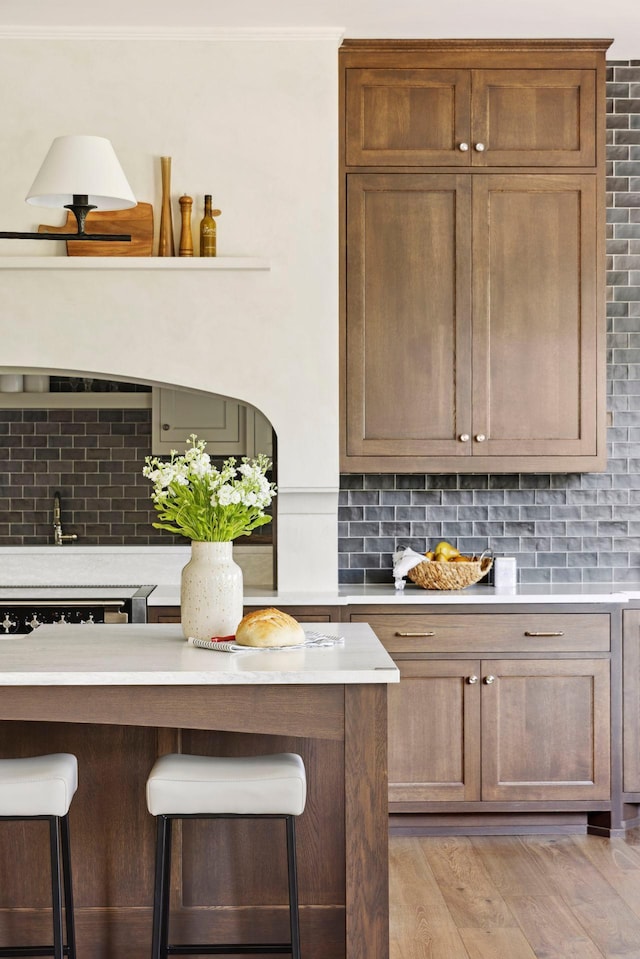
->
0, 25, 345, 42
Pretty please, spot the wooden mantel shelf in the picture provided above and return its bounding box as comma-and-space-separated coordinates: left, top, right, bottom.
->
0, 256, 270, 270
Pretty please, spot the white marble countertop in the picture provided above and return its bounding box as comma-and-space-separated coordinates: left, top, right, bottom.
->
147, 583, 634, 607
339, 584, 634, 605
0, 622, 399, 686
0, 581, 633, 607
2, 545, 637, 605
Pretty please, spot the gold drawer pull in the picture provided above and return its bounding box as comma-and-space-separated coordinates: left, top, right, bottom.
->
524, 630, 565, 637
394, 631, 435, 637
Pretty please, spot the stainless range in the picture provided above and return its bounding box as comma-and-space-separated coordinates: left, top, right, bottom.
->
0, 585, 154, 635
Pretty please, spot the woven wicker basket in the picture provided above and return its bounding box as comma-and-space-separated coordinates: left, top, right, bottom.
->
407, 554, 493, 590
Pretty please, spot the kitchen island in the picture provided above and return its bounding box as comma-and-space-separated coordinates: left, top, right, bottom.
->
0, 623, 399, 959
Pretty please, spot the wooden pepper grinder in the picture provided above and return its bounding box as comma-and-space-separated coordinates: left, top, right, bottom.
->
178, 195, 194, 257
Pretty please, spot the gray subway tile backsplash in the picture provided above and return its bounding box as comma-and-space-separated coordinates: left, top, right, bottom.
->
0, 408, 172, 546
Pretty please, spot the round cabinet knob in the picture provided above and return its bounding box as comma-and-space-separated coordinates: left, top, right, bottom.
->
467, 675, 479, 684
162, 423, 171, 432
475, 434, 486, 443
458, 142, 469, 152
483, 675, 495, 685
474, 142, 486, 152
459, 433, 470, 442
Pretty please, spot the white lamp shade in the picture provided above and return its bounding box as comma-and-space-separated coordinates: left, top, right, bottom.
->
25, 135, 136, 211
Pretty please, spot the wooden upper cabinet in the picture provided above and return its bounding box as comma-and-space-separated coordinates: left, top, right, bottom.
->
346, 66, 596, 168
340, 39, 609, 473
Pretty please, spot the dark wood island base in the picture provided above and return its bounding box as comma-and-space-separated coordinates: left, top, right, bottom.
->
0, 681, 390, 959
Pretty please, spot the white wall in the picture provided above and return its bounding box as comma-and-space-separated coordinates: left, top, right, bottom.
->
0, 31, 341, 590
0, 2, 632, 58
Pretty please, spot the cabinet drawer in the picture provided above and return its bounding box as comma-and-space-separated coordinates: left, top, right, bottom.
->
147, 606, 181, 624
351, 612, 610, 653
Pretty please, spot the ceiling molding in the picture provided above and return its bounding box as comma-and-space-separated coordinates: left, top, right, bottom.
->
0, 25, 345, 41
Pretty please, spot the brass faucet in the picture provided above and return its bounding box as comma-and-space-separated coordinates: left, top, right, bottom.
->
53, 491, 78, 546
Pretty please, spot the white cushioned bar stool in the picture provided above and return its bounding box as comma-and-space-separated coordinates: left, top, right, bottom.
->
146, 752, 307, 959
0, 753, 78, 959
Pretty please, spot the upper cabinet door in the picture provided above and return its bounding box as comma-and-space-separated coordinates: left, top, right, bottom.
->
471, 174, 599, 462
345, 69, 471, 166
471, 69, 596, 167
344, 173, 472, 464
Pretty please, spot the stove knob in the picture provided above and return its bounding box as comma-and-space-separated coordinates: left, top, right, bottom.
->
78, 613, 95, 625
1, 613, 19, 633
53, 612, 70, 625
25, 613, 44, 631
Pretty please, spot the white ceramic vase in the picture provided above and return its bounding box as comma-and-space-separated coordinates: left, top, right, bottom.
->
180, 541, 243, 641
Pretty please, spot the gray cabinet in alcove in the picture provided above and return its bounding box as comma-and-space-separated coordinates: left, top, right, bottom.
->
151, 387, 273, 457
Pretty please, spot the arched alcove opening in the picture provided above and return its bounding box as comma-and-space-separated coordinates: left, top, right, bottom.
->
0, 367, 276, 588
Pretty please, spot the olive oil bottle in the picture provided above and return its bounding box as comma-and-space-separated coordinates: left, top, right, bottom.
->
200, 195, 221, 257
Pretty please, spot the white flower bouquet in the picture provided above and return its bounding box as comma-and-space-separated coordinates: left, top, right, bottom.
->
143, 434, 276, 542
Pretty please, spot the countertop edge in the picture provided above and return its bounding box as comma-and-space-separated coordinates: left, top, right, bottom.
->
0, 670, 400, 686
147, 586, 635, 607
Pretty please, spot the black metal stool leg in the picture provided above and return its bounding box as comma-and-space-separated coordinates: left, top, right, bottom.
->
151, 815, 173, 959
149, 813, 303, 958
60, 813, 76, 959
285, 816, 302, 959
48, 817, 64, 959
161, 818, 173, 957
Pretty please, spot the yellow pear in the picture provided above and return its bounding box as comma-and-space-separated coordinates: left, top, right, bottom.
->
434, 540, 460, 559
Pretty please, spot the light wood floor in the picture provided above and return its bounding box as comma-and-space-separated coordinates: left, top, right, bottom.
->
389, 832, 640, 959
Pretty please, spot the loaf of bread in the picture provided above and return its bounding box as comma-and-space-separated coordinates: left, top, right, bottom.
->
235, 607, 305, 648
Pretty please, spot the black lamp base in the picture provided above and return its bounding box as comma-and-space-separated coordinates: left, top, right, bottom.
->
0, 195, 132, 242
64, 194, 96, 235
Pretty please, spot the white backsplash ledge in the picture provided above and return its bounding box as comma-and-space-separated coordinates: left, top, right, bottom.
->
0, 545, 274, 590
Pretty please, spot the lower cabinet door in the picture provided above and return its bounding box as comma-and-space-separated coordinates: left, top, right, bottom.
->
389, 659, 481, 803
481, 658, 611, 802
623, 609, 640, 793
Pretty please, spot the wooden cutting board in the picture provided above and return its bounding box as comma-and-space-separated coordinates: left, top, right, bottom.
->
38, 202, 154, 256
